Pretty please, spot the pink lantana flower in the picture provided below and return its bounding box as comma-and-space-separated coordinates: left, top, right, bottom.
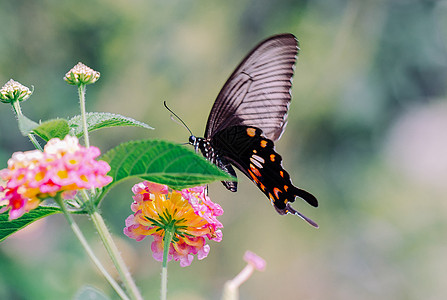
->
0, 135, 112, 220
124, 181, 223, 267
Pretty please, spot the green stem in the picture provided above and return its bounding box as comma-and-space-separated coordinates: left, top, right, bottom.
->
88, 206, 143, 300
78, 83, 90, 148
161, 224, 175, 300
11, 100, 42, 151
11, 99, 22, 116
27, 134, 43, 151
77, 84, 96, 198
54, 195, 129, 300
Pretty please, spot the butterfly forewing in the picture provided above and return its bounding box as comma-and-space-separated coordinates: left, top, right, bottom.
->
205, 34, 299, 141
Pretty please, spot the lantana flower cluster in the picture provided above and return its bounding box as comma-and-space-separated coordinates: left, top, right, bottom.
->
124, 181, 223, 267
0, 135, 112, 220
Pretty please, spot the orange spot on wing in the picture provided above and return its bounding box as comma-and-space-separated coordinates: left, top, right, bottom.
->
284, 185, 288, 192
260, 183, 266, 191
273, 187, 282, 199
248, 169, 260, 184
279, 171, 284, 178
246, 127, 256, 137
260, 140, 268, 148
249, 164, 262, 177
270, 154, 275, 162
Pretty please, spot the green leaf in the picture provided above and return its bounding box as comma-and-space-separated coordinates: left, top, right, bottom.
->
101, 139, 235, 191
0, 206, 61, 242
68, 112, 153, 138
32, 118, 70, 141
74, 286, 110, 300
17, 114, 39, 136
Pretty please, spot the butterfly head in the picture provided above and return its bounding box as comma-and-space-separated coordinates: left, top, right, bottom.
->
188, 135, 197, 145
189, 135, 205, 154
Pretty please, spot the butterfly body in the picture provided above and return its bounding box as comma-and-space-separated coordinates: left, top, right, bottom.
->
190, 135, 238, 192
190, 34, 318, 227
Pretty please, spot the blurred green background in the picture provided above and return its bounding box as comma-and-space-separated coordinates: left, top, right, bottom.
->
1, 0, 447, 299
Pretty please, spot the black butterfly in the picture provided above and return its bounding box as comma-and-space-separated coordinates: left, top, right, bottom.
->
188, 34, 318, 227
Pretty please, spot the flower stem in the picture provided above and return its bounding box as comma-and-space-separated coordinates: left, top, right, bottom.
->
161, 224, 175, 300
89, 207, 143, 300
11, 99, 22, 116
54, 195, 129, 300
228, 264, 254, 289
221, 265, 254, 300
27, 133, 43, 151
78, 83, 90, 148
161, 266, 168, 300
77, 84, 96, 198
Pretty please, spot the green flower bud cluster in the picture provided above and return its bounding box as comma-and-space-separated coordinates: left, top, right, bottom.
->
64, 62, 100, 86
0, 79, 32, 103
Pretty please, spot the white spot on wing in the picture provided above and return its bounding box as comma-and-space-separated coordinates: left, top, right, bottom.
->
252, 154, 265, 164
250, 157, 263, 169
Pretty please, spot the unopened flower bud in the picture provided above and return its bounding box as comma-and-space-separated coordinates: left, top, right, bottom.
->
243, 251, 266, 271
64, 62, 100, 86
0, 79, 32, 103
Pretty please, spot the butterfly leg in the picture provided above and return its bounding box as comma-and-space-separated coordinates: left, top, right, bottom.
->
216, 156, 238, 192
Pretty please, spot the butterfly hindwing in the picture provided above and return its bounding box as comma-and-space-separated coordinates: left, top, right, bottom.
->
211, 125, 317, 225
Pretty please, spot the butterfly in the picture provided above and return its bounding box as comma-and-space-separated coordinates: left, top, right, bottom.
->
188, 33, 318, 227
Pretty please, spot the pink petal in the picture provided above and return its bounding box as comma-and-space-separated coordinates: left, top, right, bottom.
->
151, 235, 171, 262
178, 254, 194, 267
143, 181, 168, 194
197, 244, 210, 260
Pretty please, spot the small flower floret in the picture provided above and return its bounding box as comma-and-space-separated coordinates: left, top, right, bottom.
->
0, 79, 32, 103
64, 62, 100, 86
243, 250, 266, 271
0, 135, 112, 220
124, 181, 223, 267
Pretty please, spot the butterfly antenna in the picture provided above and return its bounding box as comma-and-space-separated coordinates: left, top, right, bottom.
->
163, 101, 193, 136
